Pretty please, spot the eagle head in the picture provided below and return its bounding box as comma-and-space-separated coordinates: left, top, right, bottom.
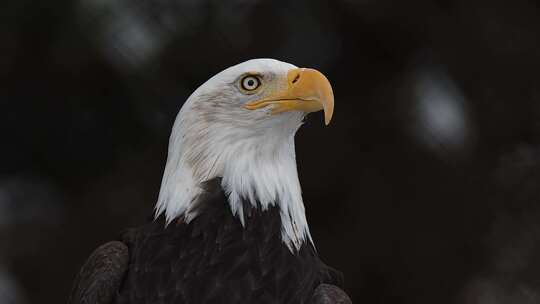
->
156, 58, 334, 251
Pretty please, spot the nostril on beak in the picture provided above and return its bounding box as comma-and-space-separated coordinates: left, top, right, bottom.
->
292, 73, 300, 84
288, 69, 302, 86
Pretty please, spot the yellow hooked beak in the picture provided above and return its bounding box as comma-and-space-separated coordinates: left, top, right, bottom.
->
244, 68, 334, 125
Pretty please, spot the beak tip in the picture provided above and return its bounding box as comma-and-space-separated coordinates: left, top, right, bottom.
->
323, 107, 333, 126
324, 116, 332, 125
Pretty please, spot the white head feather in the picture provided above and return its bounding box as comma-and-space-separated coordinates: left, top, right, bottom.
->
156, 58, 317, 251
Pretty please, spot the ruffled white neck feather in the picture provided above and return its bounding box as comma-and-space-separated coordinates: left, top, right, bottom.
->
155, 67, 313, 251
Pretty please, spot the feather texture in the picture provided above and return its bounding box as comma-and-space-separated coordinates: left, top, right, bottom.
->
69, 241, 129, 304
311, 284, 352, 304
116, 178, 344, 304
155, 59, 312, 251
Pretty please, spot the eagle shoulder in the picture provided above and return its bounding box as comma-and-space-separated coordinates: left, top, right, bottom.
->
69, 241, 129, 304
311, 284, 352, 304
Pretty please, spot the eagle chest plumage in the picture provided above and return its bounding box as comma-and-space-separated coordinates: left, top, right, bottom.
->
114, 180, 342, 304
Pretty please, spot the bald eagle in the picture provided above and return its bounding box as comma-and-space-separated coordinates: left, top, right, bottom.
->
69, 59, 351, 304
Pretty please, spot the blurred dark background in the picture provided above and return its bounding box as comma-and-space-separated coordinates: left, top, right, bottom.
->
2, 0, 540, 303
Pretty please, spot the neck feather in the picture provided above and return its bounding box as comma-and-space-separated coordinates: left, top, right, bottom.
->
221, 132, 313, 251
155, 104, 312, 252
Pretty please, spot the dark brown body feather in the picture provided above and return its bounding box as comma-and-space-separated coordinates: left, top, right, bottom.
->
70, 179, 350, 304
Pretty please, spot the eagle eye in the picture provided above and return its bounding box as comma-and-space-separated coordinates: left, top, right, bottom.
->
240, 75, 261, 92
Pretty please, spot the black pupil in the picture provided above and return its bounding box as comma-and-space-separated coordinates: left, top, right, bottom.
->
247, 79, 255, 87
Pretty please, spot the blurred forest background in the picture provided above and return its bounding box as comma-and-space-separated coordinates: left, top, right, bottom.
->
2, 0, 540, 303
